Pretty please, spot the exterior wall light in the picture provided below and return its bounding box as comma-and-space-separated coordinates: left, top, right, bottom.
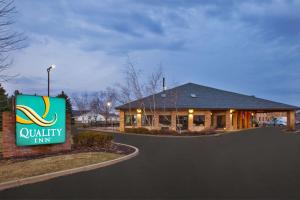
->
188, 109, 194, 114
137, 109, 142, 114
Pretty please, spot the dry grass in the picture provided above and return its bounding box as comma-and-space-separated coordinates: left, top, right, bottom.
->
0, 152, 122, 183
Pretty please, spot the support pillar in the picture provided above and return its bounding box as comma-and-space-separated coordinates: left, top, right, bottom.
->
287, 111, 296, 131
213, 114, 217, 129
239, 111, 243, 129
205, 111, 211, 129
225, 110, 232, 130
233, 112, 238, 130
188, 113, 193, 131
171, 111, 177, 131
137, 113, 142, 128
119, 110, 125, 132
247, 112, 251, 128
153, 112, 159, 130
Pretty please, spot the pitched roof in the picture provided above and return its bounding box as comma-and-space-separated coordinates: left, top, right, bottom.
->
116, 83, 299, 111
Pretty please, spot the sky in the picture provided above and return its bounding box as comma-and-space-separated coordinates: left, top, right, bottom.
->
2, 0, 300, 106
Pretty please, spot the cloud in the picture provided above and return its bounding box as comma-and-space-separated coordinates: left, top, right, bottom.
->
2, 0, 299, 107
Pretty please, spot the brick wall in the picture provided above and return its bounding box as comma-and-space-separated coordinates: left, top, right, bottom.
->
2, 112, 71, 158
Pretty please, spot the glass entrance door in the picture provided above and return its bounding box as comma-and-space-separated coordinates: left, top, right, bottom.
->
217, 115, 226, 129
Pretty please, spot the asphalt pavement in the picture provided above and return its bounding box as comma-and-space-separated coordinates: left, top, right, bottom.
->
1, 127, 300, 199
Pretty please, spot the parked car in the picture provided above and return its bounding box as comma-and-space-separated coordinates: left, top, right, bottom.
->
263, 118, 286, 127
276, 119, 287, 126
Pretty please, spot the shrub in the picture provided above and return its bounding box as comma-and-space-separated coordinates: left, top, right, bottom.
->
124, 127, 217, 136
124, 128, 178, 135
187, 128, 217, 135
73, 131, 114, 147
82, 124, 90, 128
124, 127, 149, 134
148, 129, 178, 135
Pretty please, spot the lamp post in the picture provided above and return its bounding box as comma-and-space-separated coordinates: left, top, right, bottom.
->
47, 64, 56, 97
106, 102, 112, 127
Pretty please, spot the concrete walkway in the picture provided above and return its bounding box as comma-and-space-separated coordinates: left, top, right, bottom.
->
1, 127, 300, 199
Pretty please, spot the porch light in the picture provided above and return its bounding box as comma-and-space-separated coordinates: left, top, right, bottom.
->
137, 109, 142, 114
188, 109, 194, 114
251, 112, 254, 116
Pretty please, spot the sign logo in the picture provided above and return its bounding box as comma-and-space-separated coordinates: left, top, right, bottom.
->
16, 96, 57, 127
16, 95, 66, 146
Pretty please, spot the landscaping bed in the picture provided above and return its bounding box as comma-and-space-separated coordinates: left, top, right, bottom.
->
0, 130, 136, 184
124, 128, 220, 136
0, 152, 122, 183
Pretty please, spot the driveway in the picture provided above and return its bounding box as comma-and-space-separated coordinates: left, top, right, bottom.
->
1, 127, 300, 199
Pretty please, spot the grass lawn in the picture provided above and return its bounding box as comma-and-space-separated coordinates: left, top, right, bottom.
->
0, 152, 122, 183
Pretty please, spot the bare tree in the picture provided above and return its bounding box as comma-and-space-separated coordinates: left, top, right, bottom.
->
72, 92, 89, 123
0, 0, 26, 82
145, 64, 163, 127
90, 87, 118, 125
116, 57, 164, 129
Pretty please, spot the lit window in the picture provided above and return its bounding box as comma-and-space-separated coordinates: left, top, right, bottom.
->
159, 115, 171, 126
193, 115, 205, 126
125, 115, 136, 126
142, 115, 153, 126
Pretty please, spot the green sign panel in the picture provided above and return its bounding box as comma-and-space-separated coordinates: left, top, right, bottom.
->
15, 95, 66, 146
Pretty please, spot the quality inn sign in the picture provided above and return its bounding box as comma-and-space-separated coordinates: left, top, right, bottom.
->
15, 95, 66, 146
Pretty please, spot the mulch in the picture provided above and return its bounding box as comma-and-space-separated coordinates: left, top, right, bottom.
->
0, 142, 135, 163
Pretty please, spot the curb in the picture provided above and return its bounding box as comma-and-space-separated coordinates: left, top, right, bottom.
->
0, 142, 139, 191
117, 132, 224, 138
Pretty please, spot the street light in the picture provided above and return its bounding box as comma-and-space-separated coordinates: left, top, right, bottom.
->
106, 102, 112, 128
47, 64, 56, 97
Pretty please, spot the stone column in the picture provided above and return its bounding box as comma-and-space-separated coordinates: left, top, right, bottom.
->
247, 112, 251, 128
225, 110, 232, 130
244, 112, 248, 129
171, 111, 177, 131
233, 112, 238, 130
239, 111, 243, 129
287, 110, 296, 131
188, 113, 193, 131
205, 111, 211, 129
153, 112, 159, 130
119, 110, 125, 132
137, 113, 142, 128
213, 114, 217, 129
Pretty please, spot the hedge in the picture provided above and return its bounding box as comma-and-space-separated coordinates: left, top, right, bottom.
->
73, 131, 114, 147
124, 128, 217, 135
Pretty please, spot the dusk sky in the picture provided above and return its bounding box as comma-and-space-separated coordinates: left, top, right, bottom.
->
3, 0, 300, 106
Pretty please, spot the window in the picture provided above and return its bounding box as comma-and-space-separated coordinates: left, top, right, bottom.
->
125, 115, 136, 126
193, 115, 205, 126
159, 115, 171, 126
142, 115, 153, 126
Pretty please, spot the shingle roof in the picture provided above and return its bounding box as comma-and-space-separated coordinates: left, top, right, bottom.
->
116, 83, 299, 111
